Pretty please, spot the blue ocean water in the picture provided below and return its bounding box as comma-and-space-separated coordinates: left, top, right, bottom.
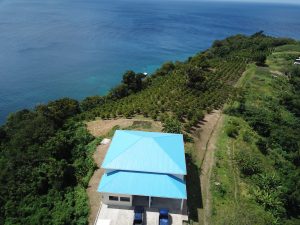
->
0, 0, 300, 124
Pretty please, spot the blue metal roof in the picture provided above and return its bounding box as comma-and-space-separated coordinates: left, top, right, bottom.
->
102, 130, 186, 175
98, 170, 187, 199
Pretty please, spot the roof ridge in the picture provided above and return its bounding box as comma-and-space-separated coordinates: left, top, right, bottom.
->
101, 130, 142, 168
155, 145, 182, 171
147, 139, 184, 173
153, 136, 185, 174
107, 137, 184, 173
103, 135, 143, 168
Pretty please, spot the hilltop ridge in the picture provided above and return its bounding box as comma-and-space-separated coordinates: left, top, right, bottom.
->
0, 32, 299, 224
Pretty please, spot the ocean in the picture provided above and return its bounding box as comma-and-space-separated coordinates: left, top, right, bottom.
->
0, 0, 300, 124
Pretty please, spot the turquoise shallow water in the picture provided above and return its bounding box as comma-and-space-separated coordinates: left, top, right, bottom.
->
0, 0, 300, 124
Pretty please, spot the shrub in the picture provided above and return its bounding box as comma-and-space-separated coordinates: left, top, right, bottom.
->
183, 133, 194, 143
219, 202, 277, 225
162, 118, 182, 134
215, 184, 227, 197
252, 173, 281, 190
36, 98, 80, 126
256, 138, 268, 154
252, 188, 285, 217
80, 96, 104, 111
254, 53, 267, 66
226, 124, 239, 138
235, 150, 263, 176
242, 131, 252, 143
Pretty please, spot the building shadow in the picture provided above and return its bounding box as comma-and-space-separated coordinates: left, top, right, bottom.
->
185, 154, 203, 222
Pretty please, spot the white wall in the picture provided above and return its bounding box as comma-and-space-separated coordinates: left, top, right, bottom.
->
102, 193, 132, 207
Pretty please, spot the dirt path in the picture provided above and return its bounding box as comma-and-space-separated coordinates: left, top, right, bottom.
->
192, 110, 223, 225
87, 144, 110, 225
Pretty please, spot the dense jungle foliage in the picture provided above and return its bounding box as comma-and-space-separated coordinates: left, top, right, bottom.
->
0, 32, 298, 224
0, 98, 102, 224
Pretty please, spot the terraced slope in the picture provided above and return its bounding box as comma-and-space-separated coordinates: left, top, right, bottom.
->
211, 43, 300, 225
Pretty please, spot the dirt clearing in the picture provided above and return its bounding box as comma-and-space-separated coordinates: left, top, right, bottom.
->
87, 144, 110, 225
86, 117, 163, 137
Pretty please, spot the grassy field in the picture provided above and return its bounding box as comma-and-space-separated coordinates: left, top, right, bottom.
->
210, 43, 300, 225
267, 44, 300, 73
211, 114, 275, 224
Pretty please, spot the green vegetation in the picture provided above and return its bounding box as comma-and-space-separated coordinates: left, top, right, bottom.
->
0, 99, 102, 225
80, 32, 292, 133
212, 43, 300, 224
0, 32, 298, 224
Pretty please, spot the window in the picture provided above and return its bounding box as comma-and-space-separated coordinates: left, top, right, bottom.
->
120, 197, 130, 202
109, 196, 118, 201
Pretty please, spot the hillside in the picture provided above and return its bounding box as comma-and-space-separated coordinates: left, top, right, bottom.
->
0, 33, 298, 225
211, 44, 300, 224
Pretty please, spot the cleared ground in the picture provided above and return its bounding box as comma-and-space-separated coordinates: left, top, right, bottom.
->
192, 110, 223, 168
87, 144, 110, 225
86, 116, 163, 137
187, 110, 223, 225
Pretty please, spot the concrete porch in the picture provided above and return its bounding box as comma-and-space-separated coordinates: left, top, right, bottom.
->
96, 203, 188, 225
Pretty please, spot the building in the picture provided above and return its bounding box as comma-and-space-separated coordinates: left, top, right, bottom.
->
97, 130, 187, 211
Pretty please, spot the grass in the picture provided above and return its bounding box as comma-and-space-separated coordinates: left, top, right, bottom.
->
213, 117, 235, 189
274, 44, 300, 52
267, 43, 300, 72
124, 120, 154, 131
235, 64, 256, 87
210, 44, 300, 224
211, 113, 276, 224
106, 125, 121, 138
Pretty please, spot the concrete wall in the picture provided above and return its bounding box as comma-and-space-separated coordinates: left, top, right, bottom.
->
102, 193, 133, 207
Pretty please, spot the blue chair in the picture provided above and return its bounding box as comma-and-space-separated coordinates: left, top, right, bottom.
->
133, 206, 144, 225
159, 209, 169, 225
